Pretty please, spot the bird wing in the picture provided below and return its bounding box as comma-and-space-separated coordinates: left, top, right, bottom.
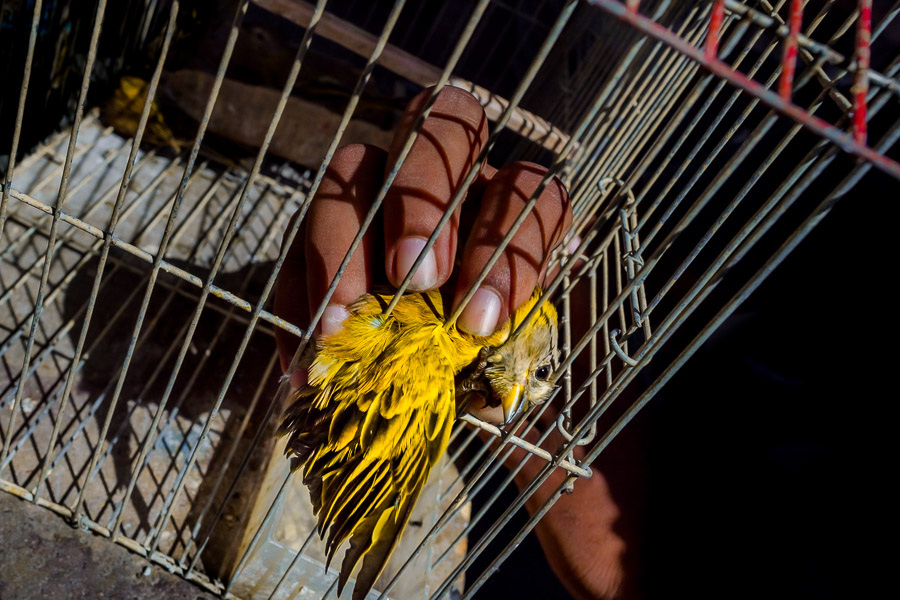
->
279, 292, 458, 600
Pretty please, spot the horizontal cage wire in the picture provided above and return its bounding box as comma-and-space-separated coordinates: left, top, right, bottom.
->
0, 0, 897, 598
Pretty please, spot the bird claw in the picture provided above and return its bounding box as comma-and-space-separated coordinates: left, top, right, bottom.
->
455, 347, 493, 397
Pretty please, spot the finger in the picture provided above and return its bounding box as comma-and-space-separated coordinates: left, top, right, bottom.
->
543, 234, 584, 285
384, 85, 489, 291
305, 144, 386, 337
455, 161, 572, 336
464, 392, 507, 427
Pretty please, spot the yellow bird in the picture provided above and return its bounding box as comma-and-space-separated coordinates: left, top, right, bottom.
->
279, 288, 559, 600
102, 76, 182, 151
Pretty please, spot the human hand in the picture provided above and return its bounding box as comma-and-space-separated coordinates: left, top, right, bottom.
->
478, 398, 626, 599
272, 85, 624, 598
273, 85, 571, 385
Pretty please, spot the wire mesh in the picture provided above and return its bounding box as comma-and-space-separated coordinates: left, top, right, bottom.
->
1, 0, 898, 598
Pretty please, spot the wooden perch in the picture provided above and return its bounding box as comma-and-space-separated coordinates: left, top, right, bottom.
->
252, 0, 570, 153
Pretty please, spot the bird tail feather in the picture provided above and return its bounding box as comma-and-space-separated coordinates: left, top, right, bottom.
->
337, 477, 426, 600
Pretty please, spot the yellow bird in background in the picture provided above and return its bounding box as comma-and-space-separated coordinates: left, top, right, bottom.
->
103, 76, 181, 151
279, 289, 559, 600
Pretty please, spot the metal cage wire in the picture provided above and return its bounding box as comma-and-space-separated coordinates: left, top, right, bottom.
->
0, 0, 898, 598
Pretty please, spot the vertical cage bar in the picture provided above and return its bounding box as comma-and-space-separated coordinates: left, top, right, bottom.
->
569, 2, 703, 201
186, 0, 425, 585
221, 472, 292, 595
105, 0, 327, 540
779, 0, 804, 100
11, 157, 183, 480
104, 177, 254, 535
853, 0, 872, 144
377, 44, 636, 596
0, 0, 43, 241
69, 0, 252, 524
460, 474, 578, 600
146, 193, 296, 555
704, 0, 727, 59
440, 0, 579, 324
32, 0, 181, 503
282, 0, 429, 371
583, 119, 900, 469
1, 0, 109, 472
585, 0, 900, 179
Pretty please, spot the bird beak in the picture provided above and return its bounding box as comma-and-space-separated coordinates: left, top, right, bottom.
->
501, 385, 525, 425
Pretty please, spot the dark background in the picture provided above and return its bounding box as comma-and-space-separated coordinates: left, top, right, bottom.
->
466, 160, 895, 599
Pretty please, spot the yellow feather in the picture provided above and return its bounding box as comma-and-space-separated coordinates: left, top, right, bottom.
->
279, 288, 558, 600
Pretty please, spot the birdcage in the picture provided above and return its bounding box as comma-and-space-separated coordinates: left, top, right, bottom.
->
0, 0, 897, 598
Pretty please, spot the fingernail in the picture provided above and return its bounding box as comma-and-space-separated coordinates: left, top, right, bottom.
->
458, 287, 502, 336
395, 237, 437, 290
566, 235, 582, 256
320, 304, 350, 337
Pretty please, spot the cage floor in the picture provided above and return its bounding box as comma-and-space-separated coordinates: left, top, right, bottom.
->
0, 490, 215, 599
0, 115, 468, 599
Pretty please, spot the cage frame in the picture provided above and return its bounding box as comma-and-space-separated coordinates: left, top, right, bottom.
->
1, 0, 898, 598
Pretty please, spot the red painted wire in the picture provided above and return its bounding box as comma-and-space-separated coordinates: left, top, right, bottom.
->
586, 0, 900, 179
778, 0, 804, 100
704, 0, 727, 60
852, 0, 872, 144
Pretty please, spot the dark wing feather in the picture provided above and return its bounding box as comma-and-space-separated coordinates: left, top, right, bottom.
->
347, 473, 425, 600
280, 293, 465, 600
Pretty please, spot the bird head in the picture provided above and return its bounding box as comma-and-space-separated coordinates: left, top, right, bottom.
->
484, 297, 559, 424
459, 292, 559, 426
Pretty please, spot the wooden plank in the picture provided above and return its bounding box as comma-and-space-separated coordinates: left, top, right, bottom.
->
253, 0, 571, 153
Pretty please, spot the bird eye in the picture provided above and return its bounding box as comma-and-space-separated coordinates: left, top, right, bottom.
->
535, 365, 551, 381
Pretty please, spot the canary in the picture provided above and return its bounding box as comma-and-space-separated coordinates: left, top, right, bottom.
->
102, 76, 182, 150
279, 288, 559, 599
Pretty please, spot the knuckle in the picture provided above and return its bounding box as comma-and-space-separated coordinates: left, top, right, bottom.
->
433, 85, 486, 118
325, 144, 384, 182
493, 161, 547, 187
493, 162, 568, 208
407, 85, 486, 127
490, 162, 570, 246
407, 86, 488, 140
